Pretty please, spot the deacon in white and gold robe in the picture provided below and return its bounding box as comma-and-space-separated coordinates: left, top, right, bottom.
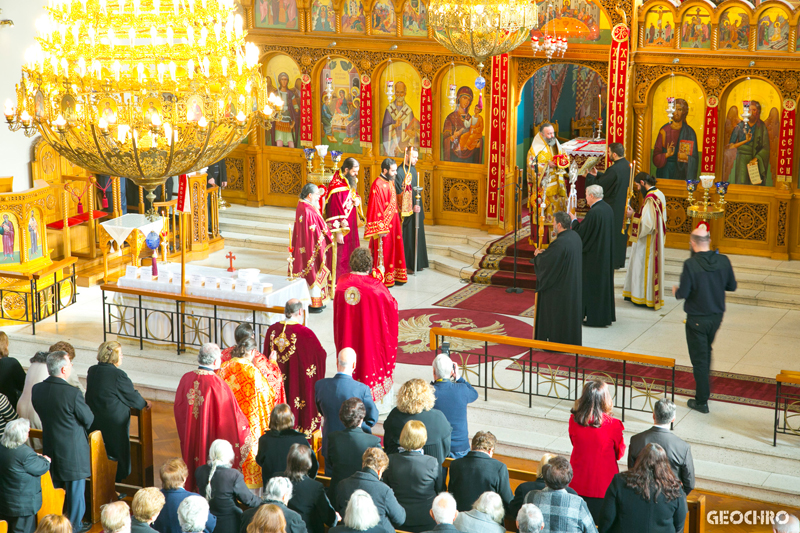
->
623, 175, 667, 310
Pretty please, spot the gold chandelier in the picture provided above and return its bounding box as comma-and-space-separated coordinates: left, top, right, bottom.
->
4, 0, 282, 210
428, 0, 537, 74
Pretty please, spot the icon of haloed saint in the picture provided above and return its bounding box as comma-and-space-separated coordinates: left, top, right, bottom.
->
652, 98, 699, 181
0, 214, 15, 259
726, 100, 772, 186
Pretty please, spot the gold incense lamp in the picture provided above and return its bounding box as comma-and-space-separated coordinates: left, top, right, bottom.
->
304, 146, 343, 187
686, 175, 727, 221
4, 0, 282, 220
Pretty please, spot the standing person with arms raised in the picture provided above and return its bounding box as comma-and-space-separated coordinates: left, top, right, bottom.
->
365, 159, 407, 287
394, 148, 428, 273
570, 185, 616, 328
586, 143, 630, 269
673, 226, 736, 414
532, 211, 583, 345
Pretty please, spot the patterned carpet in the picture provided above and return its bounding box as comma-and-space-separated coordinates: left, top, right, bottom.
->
470, 222, 542, 290
434, 284, 537, 318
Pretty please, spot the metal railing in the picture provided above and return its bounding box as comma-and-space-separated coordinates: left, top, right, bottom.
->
0, 258, 78, 334
774, 371, 800, 446
430, 327, 676, 421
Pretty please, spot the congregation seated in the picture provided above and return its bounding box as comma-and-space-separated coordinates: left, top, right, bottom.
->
34, 515, 72, 533
383, 379, 452, 469
196, 440, 261, 533
430, 353, 477, 460
16, 352, 50, 443
132, 488, 167, 533
244, 505, 285, 533
568, 380, 624, 521
0, 332, 25, 408
239, 477, 306, 533
178, 497, 211, 533
453, 492, 505, 533
0, 418, 51, 533
101, 502, 131, 533
153, 458, 217, 533
283, 444, 336, 533
315, 348, 378, 463
447, 431, 512, 513
628, 399, 695, 495
86, 341, 147, 483
255, 404, 318, 488
523, 456, 594, 533
516, 504, 544, 533
382, 421, 440, 533
335, 448, 405, 533
421, 493, 459, 533
597, 443, 686, 533
328, 490, 382, 533
327, 398, 381, 504
509, 453, 578, 518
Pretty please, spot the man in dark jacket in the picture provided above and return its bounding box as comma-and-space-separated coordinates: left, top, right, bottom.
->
0, 418, 51, 533
240, 477, 307, 533
570, 184, 616, 328
327, 398, 381, 504
447, 431, 513, 513
586, 142, 630, 269
315, 348, 378, 461
31, 351, 93, 531
673, 226, 737, 414
628, 399, 695, 495
431, 353, 478, 459
336, 448, 406, 533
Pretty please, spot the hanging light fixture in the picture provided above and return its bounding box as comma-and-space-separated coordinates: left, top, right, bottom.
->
447, 62, 457, 110
4, 0, 282, 218
324, 56, 334, 102
386, 59, 395, 100
428, 0, 536, 79
531, 0, 567, 60
665, 72, 676, 121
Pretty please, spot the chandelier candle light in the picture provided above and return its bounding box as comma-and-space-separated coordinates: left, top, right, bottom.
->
686, 175, 727, 222
5, 0, 283, 219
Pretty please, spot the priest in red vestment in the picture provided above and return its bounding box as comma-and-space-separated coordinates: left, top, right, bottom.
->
264, 298, 328, 438
365, 158, 407, 287
292, 183, 333, 312
220, 323, 286, 411
334, 247, 399, 402
174, 343, 251, 492
324, 157, 364, 282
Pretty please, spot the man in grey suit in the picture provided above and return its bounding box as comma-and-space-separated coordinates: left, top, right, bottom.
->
628, 398, 695, 495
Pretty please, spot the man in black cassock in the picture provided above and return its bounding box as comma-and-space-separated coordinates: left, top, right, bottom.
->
533, 211, 583, 346
570, 184, 616, 327
394, 148, 429, 272
586, 142, 629, 269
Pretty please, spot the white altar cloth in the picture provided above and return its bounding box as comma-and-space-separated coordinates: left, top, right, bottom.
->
101, 214, 166, 248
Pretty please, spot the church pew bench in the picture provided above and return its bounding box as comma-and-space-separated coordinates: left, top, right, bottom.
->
37, 470, 66, 524
686, 494, 706, 533
120, 405, 154, 492
0, 520, 6, 533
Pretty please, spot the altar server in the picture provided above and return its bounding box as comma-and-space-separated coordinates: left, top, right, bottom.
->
623, 173, 666, 310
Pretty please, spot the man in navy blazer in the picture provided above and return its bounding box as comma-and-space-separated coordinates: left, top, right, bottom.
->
315, 348, 378, 461
31, 351, 93, 531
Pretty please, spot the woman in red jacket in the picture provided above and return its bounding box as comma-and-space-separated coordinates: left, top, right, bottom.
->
568, 380, 625, 522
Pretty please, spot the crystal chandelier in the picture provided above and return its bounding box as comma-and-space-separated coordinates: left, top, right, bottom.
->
4, 0, 282, 215
531, 0, 567, 59
428, 0, 537, 77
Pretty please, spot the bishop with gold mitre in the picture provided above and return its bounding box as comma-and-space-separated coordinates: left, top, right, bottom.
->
528, 122, 568, 237
264, 298, 328, 437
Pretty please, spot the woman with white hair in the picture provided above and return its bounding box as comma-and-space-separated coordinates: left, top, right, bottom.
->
240, 477, 306, 533
0, 418, 51, 533
177, 496, 211, 533
329, 490, 383, 533
196, 439, 261, 533
101, 501, 132, 533
453, 492, 505, 533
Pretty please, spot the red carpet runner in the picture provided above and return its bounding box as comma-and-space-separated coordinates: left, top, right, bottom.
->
470, 217, 547, 290
434, 284, 537, 318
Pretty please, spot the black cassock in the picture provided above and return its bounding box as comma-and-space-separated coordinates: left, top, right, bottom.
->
533, 229, 583, 346
394, 165, 429, 272
571, 201, 616, 327
586, 157, 629, 269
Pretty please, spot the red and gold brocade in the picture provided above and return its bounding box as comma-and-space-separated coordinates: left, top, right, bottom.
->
365, 176, 407, 287
220, 346, 286, 411
264, 321, 328, 437
324, 171, 362, 279
217, 358, 273, 489
291, 200, 333, 296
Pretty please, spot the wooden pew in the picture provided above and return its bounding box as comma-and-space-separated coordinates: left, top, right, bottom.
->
686, 494, 706, 533
0, 519, 7, 533
85, 430, 119, 524
37, 471, 67, 524
120, 405, 154, 492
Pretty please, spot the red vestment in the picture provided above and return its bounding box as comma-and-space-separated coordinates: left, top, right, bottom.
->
292, 200, 333, 306
324, 171, 362, 280
174, 369, 251, 492
334, 272, 399, 401
220, 346, 286, 411
365, 176, 407, 287
264, 321, 328, 437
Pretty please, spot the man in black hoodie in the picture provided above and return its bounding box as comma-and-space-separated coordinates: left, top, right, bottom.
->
673, 226, 737, 414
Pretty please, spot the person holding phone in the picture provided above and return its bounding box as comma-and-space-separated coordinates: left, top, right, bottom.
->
430, 353, 478, 459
